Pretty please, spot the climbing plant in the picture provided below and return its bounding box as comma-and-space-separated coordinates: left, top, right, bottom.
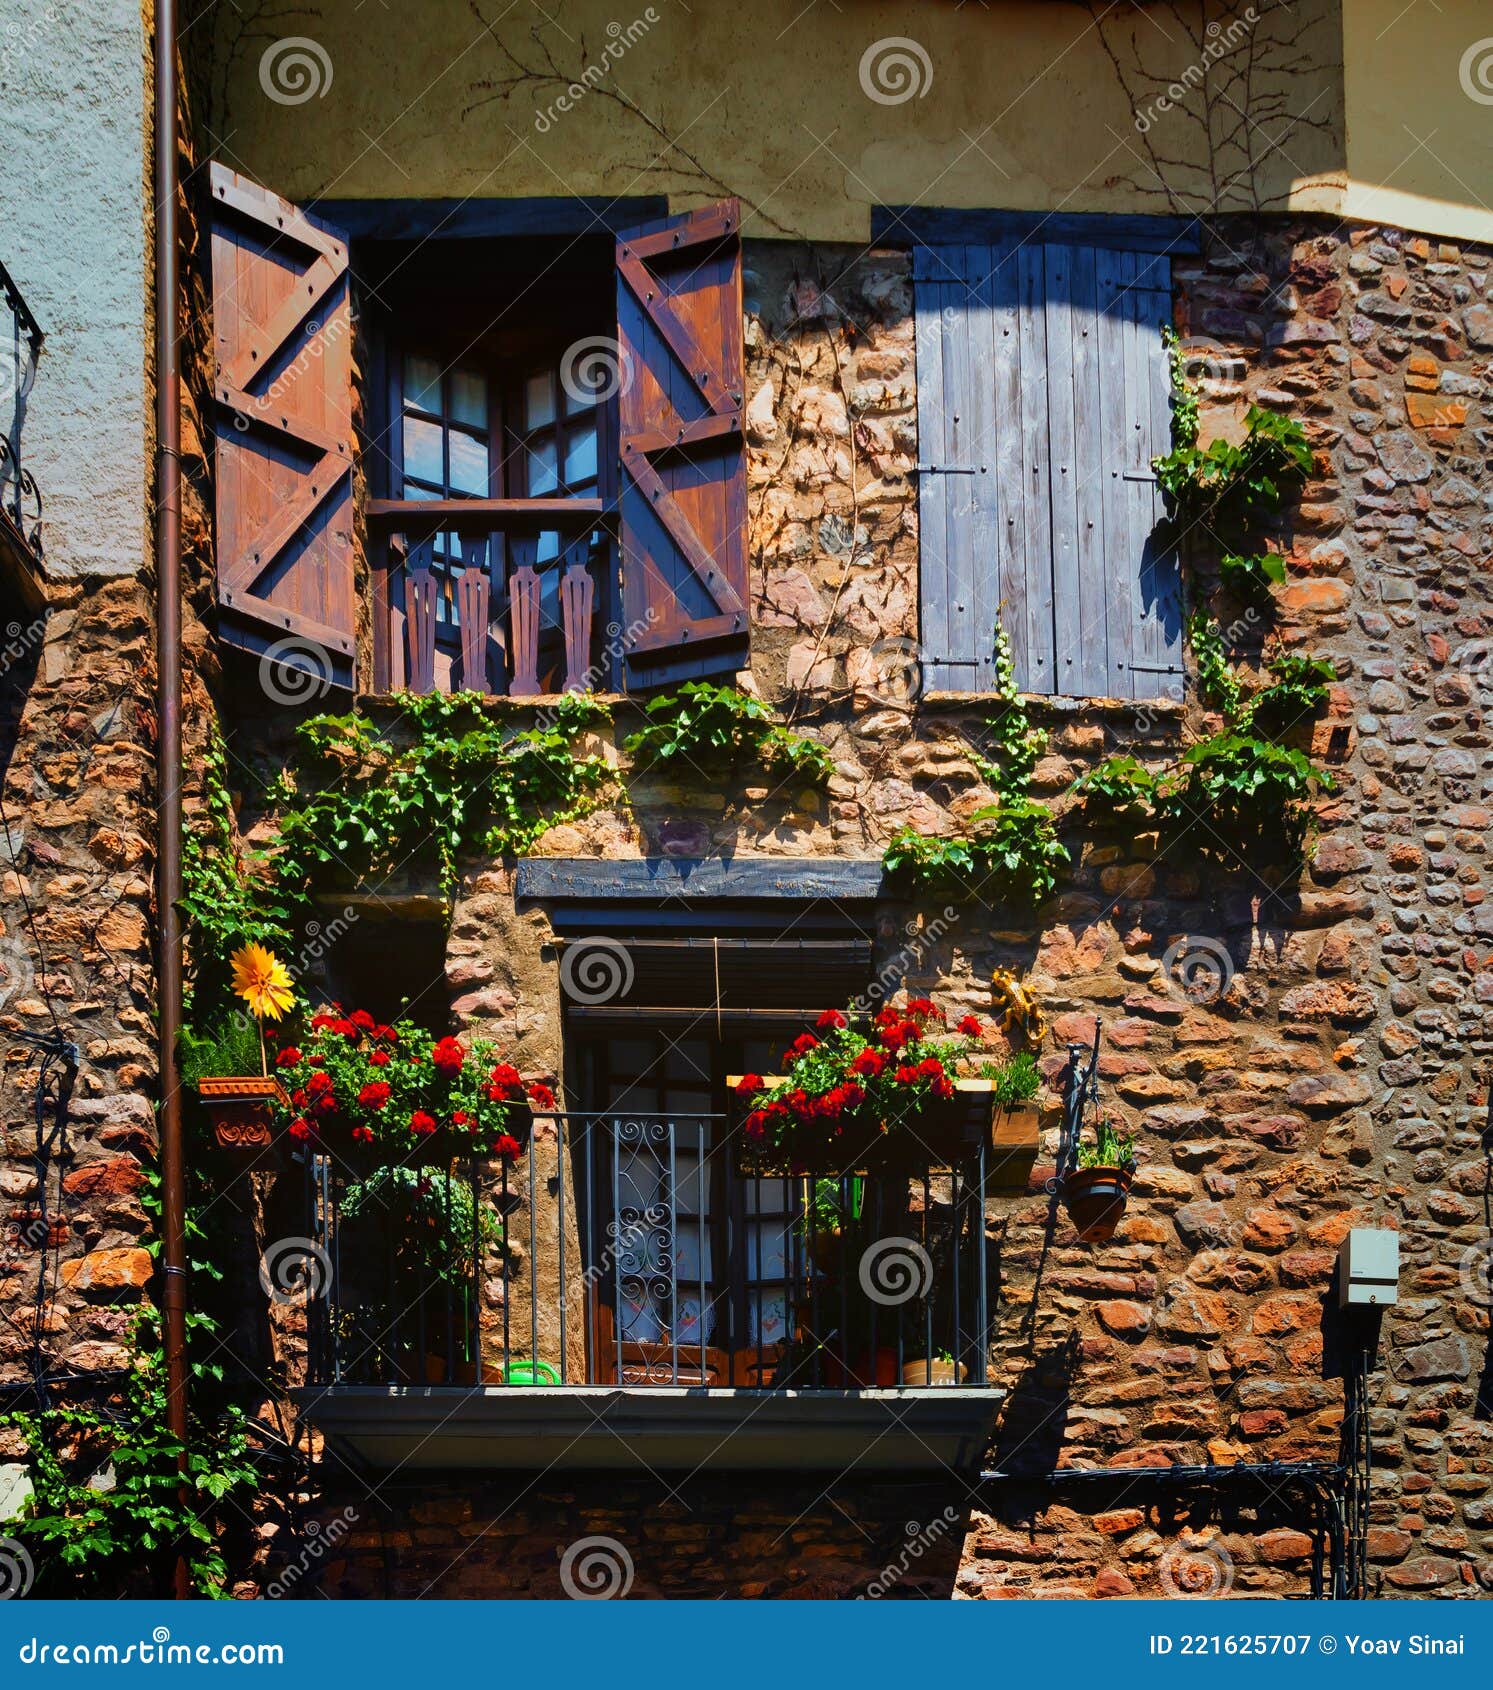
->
623, 681, 835, 784
885, 628, 1068, 905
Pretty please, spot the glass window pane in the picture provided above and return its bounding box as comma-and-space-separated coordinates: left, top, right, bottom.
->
402, 415, 444, 484
450, 369, 487, 429
675, 1292, 716, 1348
448, 428, 488, 496
675, 1155, 707, 1216
402, 481, 437, 502
536, 530, 560, 566
747, 1222, 789, 1282
403, 354, 442, 415
674, 1219, 712, 1284
563, 423, 598, 486
749, 1291, 789, 1349
527, 437, 558, 495
524, 372, 556, 430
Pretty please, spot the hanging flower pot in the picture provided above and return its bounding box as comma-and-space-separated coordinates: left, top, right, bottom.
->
198, 1075, 290, 1153
1062, 1163, 1135, 1242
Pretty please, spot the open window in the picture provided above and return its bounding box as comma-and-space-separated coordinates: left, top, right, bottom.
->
207, 167, 749, 698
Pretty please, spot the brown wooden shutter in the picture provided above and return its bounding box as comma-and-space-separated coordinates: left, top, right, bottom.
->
615, 201, 748, 688
209, 164, 356, 689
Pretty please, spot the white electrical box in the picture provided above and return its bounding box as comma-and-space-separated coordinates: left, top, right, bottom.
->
1338, 1228, 1399, 1309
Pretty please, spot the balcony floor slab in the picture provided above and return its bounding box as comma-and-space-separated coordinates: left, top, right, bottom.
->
294, 1384, 1004, 1472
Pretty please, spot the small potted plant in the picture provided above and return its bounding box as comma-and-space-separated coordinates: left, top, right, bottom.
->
1063, 1113, 1137, 1242
901, 1349, 968, 1386
187, 943, 295, 1153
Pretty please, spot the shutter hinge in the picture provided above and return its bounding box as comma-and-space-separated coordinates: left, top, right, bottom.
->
910, 464, 986, 475
1124, 662, 1184, 674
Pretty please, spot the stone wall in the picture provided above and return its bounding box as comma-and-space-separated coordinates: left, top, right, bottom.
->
220, 218, 1492, 1600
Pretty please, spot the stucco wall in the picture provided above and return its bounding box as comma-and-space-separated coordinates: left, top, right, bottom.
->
1342, 0, 1493, 246
203, 0, 1346, 239
0, 0, 148, 579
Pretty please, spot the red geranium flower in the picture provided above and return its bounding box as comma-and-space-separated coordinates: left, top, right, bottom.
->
916, 1056, 945, 1080
275, 1046, 301, 1068
375, 1024, 398, 1043
905, 996, 943, 1022
879, 1021, 913, 1051
310, 1013, 337, 1031
895, 1065, 918, 1085
307, 1053, 325, 1068
409, 1110, 437, 1137
931, 1076, 954, 1099
313, 1093, 339, 1117
493, 1134, 522, 1161
527, 1081, 556, 1110
350, 1125, 374, 1145
488, 1063, 521, 1096
735, 1073, 763, 1096
816, 1009, 847, 1031
432, 1035, 467, 1077
357, 1080, 391, 1109
369, 1049, 390, 1068
307, 1070, 334, 1095
849, 1048, 885, 1078
957, 1015, 984, 1038
287, 1117, 314, 1143
350, 1009, 376, 1032
783, 1033, 819, 1063
743, 1111, 767, 1140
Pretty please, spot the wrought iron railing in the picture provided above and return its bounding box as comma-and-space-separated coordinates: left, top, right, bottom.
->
0, 260, 44, 561
299, 1111, 998, 1390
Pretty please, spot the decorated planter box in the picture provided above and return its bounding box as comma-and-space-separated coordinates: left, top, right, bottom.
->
197, 1075, 290, 1153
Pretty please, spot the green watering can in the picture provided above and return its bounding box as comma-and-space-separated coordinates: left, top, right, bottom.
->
505, 1359, 560, 1385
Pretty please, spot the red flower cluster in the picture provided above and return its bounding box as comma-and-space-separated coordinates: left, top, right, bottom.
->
272, 1008, 540, 1164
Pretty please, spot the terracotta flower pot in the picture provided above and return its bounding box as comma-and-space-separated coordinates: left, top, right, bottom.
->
197, 1075, 289, 1153
822, 1345, 900, 1388
901, 1357, 968, 1386
1063, 1164, 1135, 1242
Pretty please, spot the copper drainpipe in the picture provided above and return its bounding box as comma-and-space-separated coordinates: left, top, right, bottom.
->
153, 0, 191, 1602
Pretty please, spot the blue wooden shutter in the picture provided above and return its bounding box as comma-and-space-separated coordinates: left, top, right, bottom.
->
615, 201, 748, 689
915, 236, 1179, 700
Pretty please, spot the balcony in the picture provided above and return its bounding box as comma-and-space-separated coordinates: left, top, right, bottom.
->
292, 1110, 1005, 1472
0, 260, 45, 611
369, 499, 610, 696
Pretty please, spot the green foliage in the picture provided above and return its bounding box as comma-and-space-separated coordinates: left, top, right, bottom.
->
340, 1164, 502, 1292
623, 682, 834, 784
1154, 731, 1335, 858
1188, 610, 1247, 720
1219, 550, 1287, 605
273, 691, 614, 903
1077, 1114, 1136, 1171
1162, 325, 1200, 451
1070, 754, 1158, 819
1154, 403, 1312, 555
885, 799, 1068, 906
177, 1011, 261, 1088
2, 1169, 259, 1596
971, 629, 1048, 803
986, 1050, 1042, 1107
1244, 652, 1337, 738
888, 625, 1067, 906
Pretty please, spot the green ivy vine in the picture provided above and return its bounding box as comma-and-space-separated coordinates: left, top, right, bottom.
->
884, 628, 1069, 906
623, 681, 835, 784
